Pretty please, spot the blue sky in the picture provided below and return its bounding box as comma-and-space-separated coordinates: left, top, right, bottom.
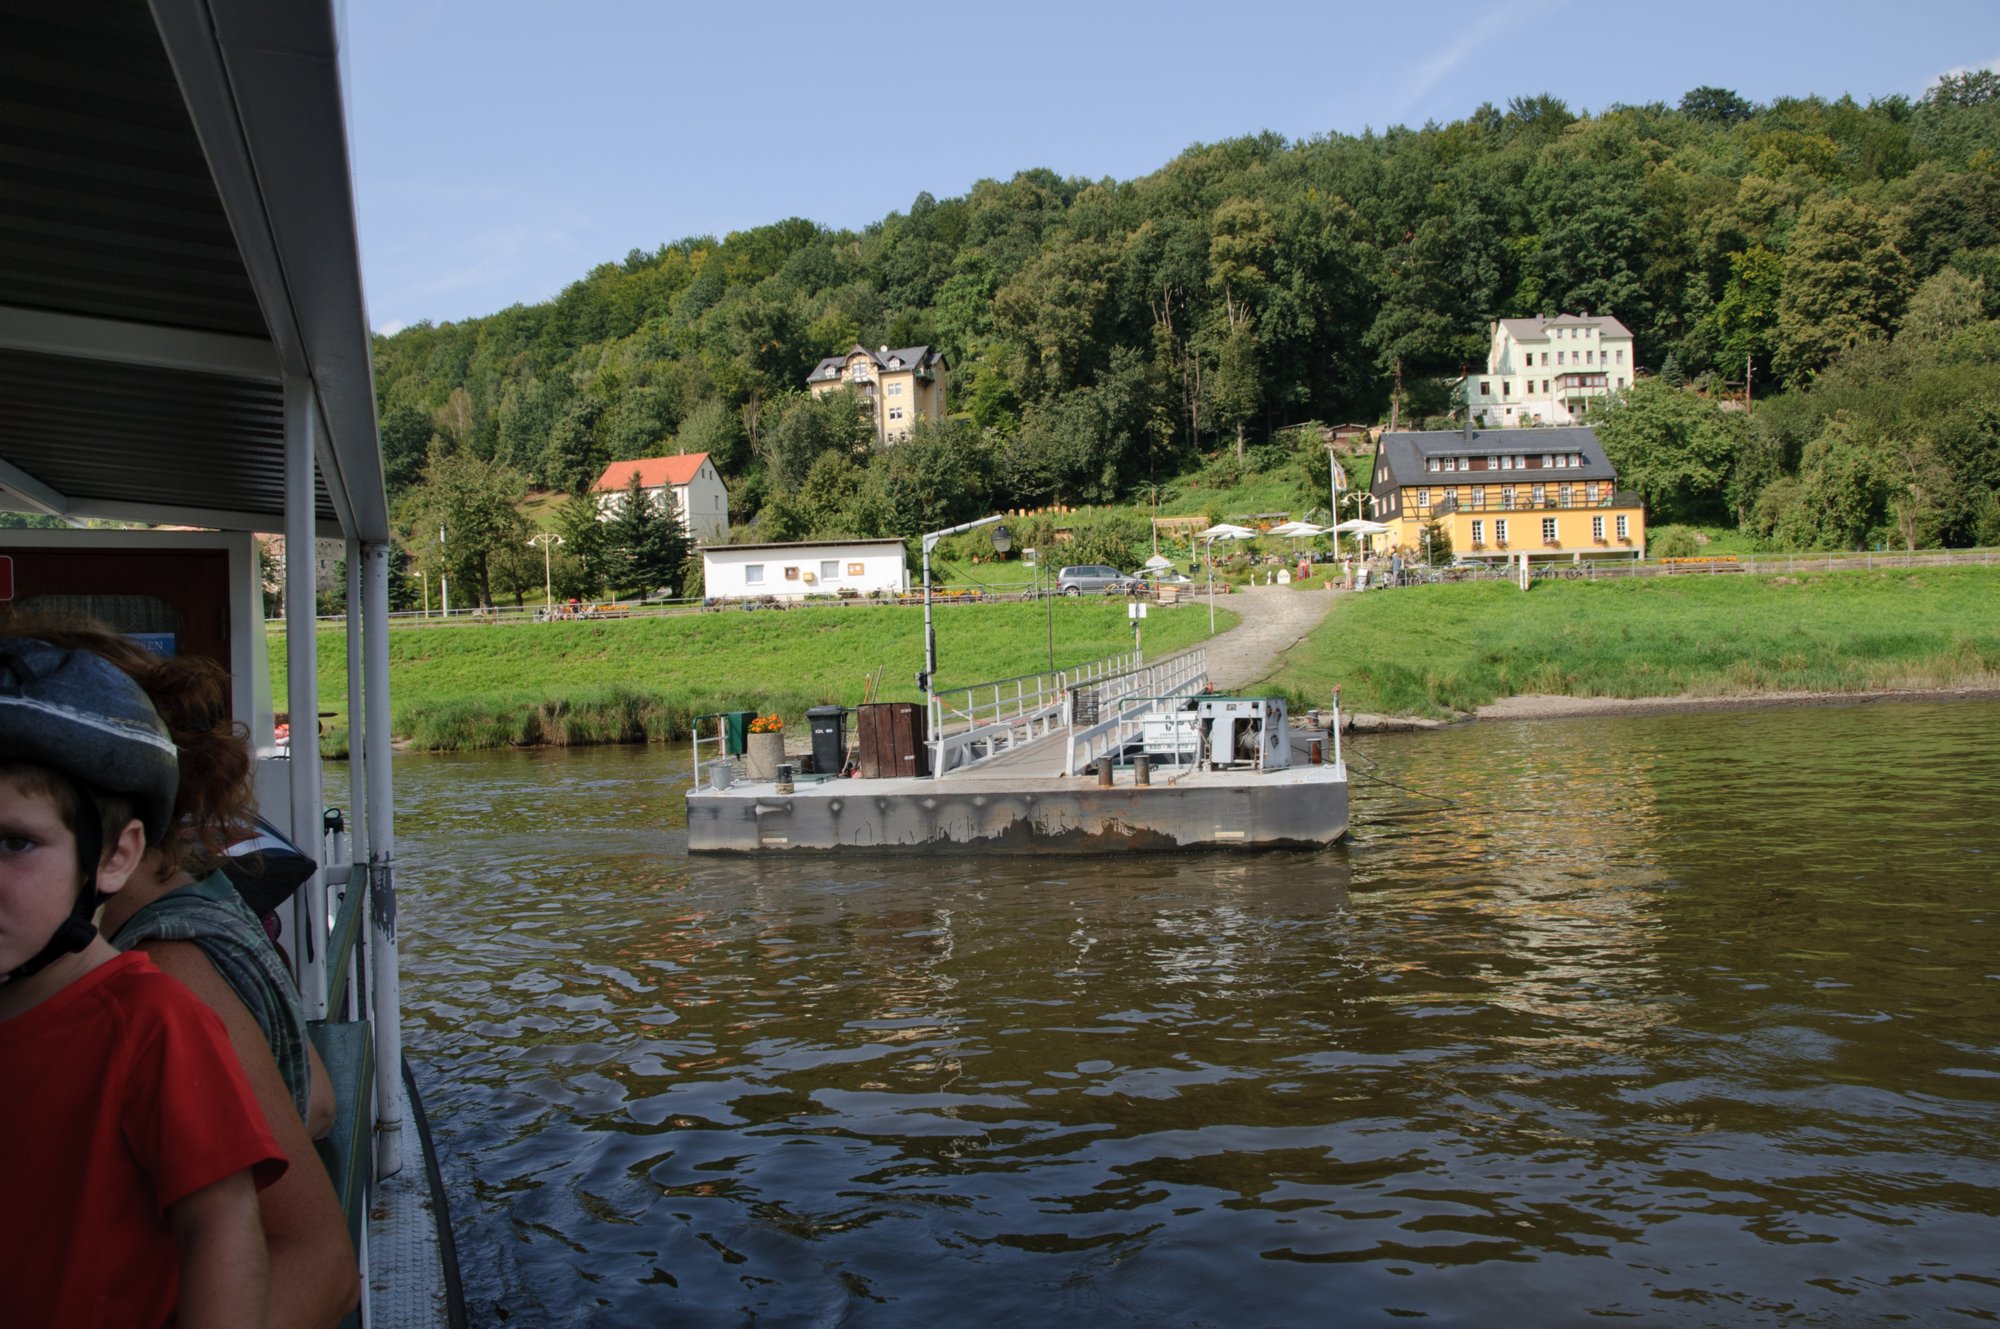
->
346, 0, 2000, 334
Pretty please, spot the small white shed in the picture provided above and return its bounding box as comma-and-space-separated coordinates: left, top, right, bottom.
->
701, 538, 909, 602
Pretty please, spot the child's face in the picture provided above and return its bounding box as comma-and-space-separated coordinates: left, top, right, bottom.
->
0, 776, 83, 975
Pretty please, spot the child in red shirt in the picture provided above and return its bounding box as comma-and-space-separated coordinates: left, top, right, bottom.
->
0, 638, 285, 1328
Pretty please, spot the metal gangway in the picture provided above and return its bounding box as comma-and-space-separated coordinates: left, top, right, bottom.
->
926, 648, 1209, 778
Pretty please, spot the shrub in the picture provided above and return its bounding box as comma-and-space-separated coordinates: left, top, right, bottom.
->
1650, 525, 1702, 558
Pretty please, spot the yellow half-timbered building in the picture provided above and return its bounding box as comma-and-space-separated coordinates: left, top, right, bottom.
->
1369, 427, 1647, 564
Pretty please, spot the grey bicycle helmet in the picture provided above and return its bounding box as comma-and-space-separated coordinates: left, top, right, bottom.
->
0, 637, 180, 983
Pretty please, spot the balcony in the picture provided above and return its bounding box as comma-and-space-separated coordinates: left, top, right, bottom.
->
1428, 489, 1643, 517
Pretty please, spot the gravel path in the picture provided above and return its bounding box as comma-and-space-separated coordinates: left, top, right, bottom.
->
1190, 584, 1342, 691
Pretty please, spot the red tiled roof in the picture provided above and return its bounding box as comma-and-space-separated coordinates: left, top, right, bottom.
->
591, 453, 710, 492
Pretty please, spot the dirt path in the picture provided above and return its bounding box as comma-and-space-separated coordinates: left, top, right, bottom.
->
1190, 584, 1341, 691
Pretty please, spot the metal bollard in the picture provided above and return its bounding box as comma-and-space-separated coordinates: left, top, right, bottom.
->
1134, 754, 1151, 786
1097, 757, 1115, 788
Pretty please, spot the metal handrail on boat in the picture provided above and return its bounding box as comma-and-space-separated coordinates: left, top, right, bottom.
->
1064, 651, 1210, 776
927, 650, 1143, 778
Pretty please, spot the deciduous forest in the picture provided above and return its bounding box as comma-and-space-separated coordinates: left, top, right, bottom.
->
372, 77, 2000, 602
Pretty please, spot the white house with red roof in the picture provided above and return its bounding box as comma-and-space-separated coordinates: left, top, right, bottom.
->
591, 452, 729, 542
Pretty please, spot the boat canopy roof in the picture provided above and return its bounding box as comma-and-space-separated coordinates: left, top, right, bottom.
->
0, 0, 386, 542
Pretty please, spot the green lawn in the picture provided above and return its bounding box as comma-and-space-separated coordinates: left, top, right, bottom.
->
1267, 565, 2000, 717
276, 598, 1235, 750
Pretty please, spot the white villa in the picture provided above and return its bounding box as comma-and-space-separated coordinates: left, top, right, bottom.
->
1464, 313, 1635, 428
700, 538, 909, 602
591, 452, 729, 543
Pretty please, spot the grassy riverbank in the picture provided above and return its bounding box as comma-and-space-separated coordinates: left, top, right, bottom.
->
276, 599, 1233, 751
1267, 565, 2000, 718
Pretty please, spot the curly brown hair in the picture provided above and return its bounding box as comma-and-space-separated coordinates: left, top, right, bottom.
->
0, 609, 257, 869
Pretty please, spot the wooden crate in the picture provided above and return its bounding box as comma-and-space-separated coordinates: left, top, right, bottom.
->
856, 703, 929, 779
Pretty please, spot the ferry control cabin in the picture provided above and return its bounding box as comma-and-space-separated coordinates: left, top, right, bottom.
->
1369, 427, 1648, 564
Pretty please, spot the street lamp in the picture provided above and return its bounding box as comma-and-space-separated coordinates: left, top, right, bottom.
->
919, 514, 1011, 696
528, 531, 564, 610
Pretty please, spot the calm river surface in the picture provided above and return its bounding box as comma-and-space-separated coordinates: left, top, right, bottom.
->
392, 700, 2000, 1327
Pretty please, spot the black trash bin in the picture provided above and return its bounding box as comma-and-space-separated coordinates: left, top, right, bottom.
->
807, 705, 847, 776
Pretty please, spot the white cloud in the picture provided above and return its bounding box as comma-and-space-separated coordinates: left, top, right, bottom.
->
375, 319, 408, 337
1927, 54, 2000, 96
1939, 55, 2000, 79
1389, 0, 1571, 122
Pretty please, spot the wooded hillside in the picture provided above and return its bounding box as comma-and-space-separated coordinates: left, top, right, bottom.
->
373, 76, 2000, 587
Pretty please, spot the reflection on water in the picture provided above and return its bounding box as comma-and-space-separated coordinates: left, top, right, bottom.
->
392, 704, 2000, 1326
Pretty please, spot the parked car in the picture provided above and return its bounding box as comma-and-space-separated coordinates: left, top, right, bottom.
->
1055, 564, 1133, 595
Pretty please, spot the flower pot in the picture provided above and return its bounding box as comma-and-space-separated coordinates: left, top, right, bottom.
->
744, 730, 785, 782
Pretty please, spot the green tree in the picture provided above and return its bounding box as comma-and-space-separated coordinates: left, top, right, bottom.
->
673, 397, 748, 475
1592, 379, 1745, 524
1680, 86, 1755, 125
377, 403, 434, 497
789, 451, 877, 538
549, 492, 610, 600
1897, 269, 1987, 346
1793, 416, 1890, 549
877, 417, 995, 536
758, 391, 873, 495
1775, 196, 1910, 383
396, 447, 532, 609
1708, 245, 1783, 389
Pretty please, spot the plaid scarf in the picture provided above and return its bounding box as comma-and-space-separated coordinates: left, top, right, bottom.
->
113, 870, 313, 1121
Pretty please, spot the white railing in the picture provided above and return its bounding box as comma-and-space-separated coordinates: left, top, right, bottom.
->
1063, 650, 1211, 777
927, 669, 1069, 776
688, 713, 737, 791
926, 650, 1145, 778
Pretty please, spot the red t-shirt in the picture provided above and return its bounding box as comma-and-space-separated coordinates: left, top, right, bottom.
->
0, 950, 287, 1329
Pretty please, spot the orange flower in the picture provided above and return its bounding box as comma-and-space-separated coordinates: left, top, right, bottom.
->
749, 714, 784, 733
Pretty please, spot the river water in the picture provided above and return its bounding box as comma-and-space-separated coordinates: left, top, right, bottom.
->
391, 700, 2000, 1327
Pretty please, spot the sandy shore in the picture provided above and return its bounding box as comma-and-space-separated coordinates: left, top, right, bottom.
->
1472, 685, 2000, 722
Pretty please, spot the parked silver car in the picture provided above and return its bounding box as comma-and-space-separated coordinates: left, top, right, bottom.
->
1055, 564, 1133, 595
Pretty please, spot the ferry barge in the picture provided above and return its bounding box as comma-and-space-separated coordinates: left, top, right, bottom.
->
687, 649, 1349, 853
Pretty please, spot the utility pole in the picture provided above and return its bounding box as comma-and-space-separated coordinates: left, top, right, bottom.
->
1745, 353, 1754, 413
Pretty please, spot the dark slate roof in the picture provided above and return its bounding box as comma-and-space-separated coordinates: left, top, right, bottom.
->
808, 344, 947, 382
1374, 427, 1619, 489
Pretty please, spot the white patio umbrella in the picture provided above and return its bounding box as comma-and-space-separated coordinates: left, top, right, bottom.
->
1331, 518, 1392, 558
1267, 520, 1326, 572
1142, 553, 1176, 570
1199, 524, 1256, 633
